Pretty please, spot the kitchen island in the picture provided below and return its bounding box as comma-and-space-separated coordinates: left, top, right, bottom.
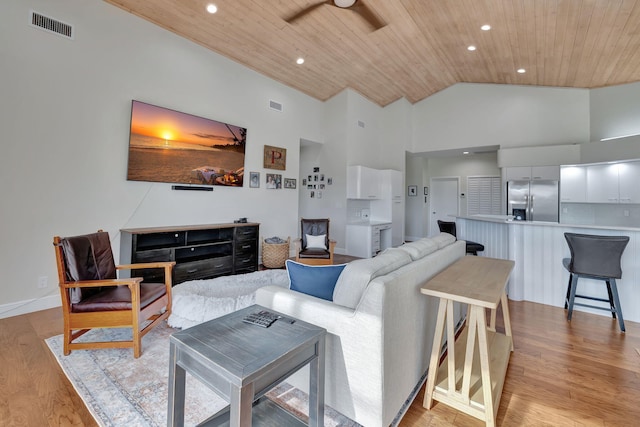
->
454, 215, 640, 324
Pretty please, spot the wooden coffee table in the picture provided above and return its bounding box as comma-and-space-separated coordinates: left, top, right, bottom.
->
167, 304, 326, 427
421, 256, 515, 427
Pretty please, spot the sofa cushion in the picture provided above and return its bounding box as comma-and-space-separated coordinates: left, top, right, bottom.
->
397, 238, 438, 261
286, 260, 346, 301
332, 248, 412, 309
430, 232, 457, 248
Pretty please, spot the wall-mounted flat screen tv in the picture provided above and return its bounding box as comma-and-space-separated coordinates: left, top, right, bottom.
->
126, 100, 246, 187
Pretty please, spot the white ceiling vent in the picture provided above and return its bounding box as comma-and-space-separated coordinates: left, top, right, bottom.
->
269, 100, 283, 112
30, 10, 74, 40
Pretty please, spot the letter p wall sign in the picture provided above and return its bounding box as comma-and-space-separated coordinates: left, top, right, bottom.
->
263, 145, 287, 170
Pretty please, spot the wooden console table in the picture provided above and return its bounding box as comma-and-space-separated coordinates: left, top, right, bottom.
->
421, 256, 515, 427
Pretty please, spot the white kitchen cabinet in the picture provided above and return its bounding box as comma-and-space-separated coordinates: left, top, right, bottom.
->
505, 166, 532, 181
346, 223, 392, 258
618, 161, 640, 203
505, 166, 560, 181
560, 166, 587, 203
371, 169, 404, 247
562, 161, 640, 204
587, 163, 619, 203
347, 165, 381, 199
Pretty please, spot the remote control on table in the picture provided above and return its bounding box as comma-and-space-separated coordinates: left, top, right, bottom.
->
242, 310, 280, 328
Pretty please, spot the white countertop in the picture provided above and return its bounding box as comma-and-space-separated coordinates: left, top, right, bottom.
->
346, 220, 392, 227
457, 214, 640, 232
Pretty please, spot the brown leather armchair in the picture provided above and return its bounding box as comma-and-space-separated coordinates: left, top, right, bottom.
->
294, 218, 336, 265
53, 230, 175, 358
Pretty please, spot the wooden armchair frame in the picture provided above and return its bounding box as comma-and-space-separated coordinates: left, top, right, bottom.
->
53, 234, 175, 358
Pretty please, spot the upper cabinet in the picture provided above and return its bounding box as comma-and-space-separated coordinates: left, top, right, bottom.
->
505, 166, 560, 181
560, 161, 640, 204
617, 162, 640, 203
347, 165, 381, 199
560, 166, 587, 203
587, 164, 620, 203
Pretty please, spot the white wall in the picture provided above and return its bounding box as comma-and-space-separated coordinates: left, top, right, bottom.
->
404, 155, 428, 240
0, 0, 324, 315
411, 83, 590, 152
405, 152, 501, 238
590, 82, 640, 142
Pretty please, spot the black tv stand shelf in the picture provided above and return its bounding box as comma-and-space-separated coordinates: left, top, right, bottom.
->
120, 223, 259, 285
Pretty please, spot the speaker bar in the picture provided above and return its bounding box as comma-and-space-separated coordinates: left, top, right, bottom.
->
171, 185, 213, 191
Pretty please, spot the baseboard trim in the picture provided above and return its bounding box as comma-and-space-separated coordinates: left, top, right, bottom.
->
0, 294, 60, 319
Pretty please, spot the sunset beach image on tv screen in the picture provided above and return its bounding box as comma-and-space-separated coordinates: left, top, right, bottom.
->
126, 100, 246, 186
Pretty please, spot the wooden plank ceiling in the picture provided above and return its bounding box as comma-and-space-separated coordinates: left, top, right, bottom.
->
104, 0, 640, 107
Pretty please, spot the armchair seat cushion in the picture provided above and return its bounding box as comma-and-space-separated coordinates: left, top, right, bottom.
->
298, 248, 331, 259
71, 282, 167, 313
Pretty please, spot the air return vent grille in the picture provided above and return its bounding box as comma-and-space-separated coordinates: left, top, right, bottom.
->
269, 100, 283, 112
30, 10, 74, 40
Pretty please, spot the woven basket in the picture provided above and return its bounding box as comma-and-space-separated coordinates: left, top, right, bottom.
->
262, 237, 290, 269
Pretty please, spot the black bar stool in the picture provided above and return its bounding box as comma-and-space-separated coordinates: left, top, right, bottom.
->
437, 220, 484, 256
562, 232, 629, 332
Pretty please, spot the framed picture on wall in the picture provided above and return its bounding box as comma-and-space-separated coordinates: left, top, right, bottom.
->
266, 173, 282, 189
408, 185, 417, 196
249, 172, 260, 188
263, 145, 286, 170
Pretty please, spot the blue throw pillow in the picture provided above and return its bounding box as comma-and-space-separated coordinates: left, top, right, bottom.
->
286, 260, 346, 301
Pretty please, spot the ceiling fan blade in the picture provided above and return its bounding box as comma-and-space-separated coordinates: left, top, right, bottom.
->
285, 1, 331, 24
352, 1, 385, 30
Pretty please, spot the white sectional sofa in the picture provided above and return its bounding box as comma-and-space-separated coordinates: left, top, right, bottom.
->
256, 233, 466, 427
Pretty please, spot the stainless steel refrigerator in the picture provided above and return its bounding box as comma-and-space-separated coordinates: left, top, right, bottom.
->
507, 180, 559, 222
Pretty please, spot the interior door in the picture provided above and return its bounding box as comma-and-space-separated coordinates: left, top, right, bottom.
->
429, 177, 459, 237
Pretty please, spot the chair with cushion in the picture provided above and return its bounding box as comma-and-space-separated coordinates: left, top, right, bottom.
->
294, 218, 336, 265
53, 230, 175, 358
437, 220, 485, 255
562, 232, 629, 332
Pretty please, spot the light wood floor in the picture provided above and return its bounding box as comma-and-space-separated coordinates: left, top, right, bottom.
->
2, 300, 639, 426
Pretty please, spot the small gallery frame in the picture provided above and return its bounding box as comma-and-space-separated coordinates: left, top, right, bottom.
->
249, 172, 260, 188
408, 185, 417, 196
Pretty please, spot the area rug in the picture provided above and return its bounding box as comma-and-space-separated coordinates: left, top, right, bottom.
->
167, 269, 290, 329
45, 323, 360, 427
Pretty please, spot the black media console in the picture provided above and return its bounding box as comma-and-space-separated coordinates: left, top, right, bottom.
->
120, 223, 259, 285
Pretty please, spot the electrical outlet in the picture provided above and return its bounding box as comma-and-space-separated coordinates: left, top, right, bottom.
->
624, 209, 630, 217
37, 276, 48, 289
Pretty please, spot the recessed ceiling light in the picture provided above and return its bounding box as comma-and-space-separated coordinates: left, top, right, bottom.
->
517, 68, 526, 74
296, 57, 305, 65
467, 45, 476, 51
206, 4, 218, 14
481, 24, 491, 31
463, 151, 470, 155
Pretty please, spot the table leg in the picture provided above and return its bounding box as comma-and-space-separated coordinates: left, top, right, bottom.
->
500, 291, 514, 351
423, 298, 448, 409
309, 337, 325, 427
474, 305, 496, 427
167, 343, 186, 427
230, 383, 254, 427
